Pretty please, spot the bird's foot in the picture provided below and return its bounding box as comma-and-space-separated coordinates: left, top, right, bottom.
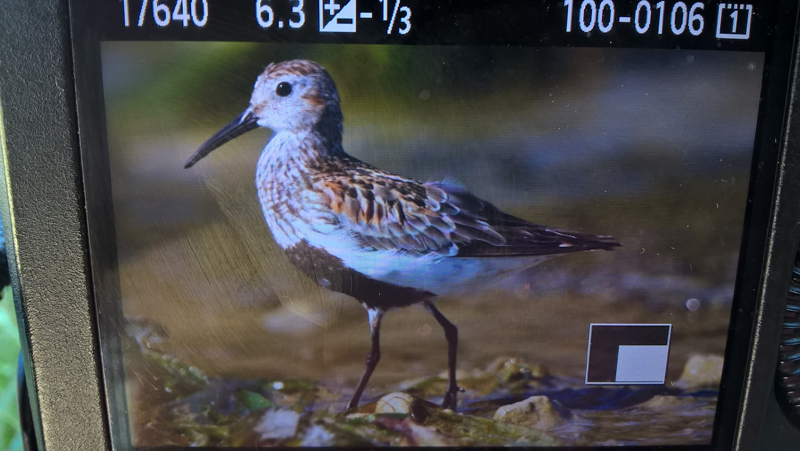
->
441, 385, 465, 410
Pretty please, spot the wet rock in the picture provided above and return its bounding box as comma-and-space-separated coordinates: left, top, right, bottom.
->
375, 392, 416, 414
254, 409, 301, 440
640, 395, 697, 409
675, 354, 724, 390
374, 392, 433, 420
493, 395, 571, 430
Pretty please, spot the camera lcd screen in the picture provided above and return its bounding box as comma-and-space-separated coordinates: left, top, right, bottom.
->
75, 0, 792, 449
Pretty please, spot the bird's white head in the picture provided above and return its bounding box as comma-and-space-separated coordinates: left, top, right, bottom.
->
184, 60, 343, 169
249, 60, 342, 132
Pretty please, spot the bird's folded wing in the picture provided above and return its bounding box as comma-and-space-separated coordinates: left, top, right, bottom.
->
314, 174, 619, 258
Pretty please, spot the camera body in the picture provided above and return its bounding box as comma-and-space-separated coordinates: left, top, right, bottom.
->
2, 0, 800, 449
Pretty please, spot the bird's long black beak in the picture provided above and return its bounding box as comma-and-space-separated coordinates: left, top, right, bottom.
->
184, 109, 259, 169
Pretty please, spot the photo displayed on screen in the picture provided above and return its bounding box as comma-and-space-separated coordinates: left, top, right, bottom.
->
101, 42, 763, 447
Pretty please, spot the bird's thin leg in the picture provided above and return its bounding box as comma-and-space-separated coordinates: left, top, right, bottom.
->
425, 300, 462, 410
347, 306, 384, 410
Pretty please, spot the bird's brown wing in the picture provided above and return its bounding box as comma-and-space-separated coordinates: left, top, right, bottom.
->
312, 168, 619, 257
428, 181, 620, 257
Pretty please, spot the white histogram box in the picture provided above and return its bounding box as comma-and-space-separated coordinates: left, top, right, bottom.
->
615, 345, 670, 383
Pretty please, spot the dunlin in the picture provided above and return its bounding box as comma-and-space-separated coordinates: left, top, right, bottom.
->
185, 59, 619, 410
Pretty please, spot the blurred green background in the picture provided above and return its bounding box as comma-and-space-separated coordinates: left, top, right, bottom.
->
0, 286, 22, 451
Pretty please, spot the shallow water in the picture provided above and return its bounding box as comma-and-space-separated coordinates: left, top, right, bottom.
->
124, 285, 726, 447
126, 332, 719, 447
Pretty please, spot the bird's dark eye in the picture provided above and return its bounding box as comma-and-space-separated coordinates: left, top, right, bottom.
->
276, 82, 292, 97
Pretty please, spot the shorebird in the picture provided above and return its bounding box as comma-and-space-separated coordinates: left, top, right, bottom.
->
185, 60, 619, 411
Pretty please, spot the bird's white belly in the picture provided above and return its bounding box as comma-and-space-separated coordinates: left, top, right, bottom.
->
338, 247, 548, 295
265, 215, 546, 295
